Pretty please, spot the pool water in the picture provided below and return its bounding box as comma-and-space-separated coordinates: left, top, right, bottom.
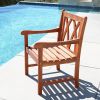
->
0, 4, 61, 65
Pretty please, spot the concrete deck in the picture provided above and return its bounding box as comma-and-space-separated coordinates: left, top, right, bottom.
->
59, 0, 100, 7
21, 0, 100, 7
0, 12, 100, 100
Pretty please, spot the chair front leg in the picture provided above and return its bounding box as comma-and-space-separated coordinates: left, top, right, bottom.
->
38, 63, 42, 95
38, 48, 43, 95
74, 59, 80, 88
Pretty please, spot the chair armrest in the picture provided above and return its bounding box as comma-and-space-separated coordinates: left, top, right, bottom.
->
21, 28, 59, 35
34, 39, 80, 49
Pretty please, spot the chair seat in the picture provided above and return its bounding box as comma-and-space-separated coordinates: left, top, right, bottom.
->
26, 45, 77, 65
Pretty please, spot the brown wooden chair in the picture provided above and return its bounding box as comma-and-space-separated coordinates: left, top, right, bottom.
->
21, 10, 87, 95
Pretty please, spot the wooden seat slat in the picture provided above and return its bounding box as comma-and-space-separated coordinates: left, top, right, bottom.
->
28, 47, 76, 63
53, 46, 71, 59
43, 48, 59, 61
27, 48, 38, 63
48, 47, 65, 60
58, 45, 76, 58
42, 49, 54, 62
28, 48, 47, 61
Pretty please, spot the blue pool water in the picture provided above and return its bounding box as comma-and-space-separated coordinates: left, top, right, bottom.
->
0, 4, 61, 65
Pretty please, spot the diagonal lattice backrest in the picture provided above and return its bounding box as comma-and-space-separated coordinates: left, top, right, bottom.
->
61, 18, 80, 41
58, 10, 87, 55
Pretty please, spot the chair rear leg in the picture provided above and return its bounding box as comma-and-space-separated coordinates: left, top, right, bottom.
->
74, 60, 80, 88
38, 64, 42, 95
56, 64, 60, 71
25, 51, 28, 75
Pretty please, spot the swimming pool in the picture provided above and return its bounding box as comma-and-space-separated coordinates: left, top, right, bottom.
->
0, 3, 100, 65
0, 4, 61, 65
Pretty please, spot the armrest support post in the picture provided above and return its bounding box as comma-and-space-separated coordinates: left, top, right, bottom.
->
24, 34, 28, 49
24, 34, 29, 75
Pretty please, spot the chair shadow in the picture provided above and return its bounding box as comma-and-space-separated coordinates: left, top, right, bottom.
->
28, 70, 100, 100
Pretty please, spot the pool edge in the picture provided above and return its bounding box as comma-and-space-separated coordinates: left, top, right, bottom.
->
19, 1, 100, 11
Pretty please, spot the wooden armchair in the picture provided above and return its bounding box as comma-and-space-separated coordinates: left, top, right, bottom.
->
21, 10, 87, 95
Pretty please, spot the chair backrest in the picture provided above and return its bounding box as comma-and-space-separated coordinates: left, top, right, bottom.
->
58, 10, 87, 57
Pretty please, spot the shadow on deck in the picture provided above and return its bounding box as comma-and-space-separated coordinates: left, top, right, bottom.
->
28, 70, 100, 100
